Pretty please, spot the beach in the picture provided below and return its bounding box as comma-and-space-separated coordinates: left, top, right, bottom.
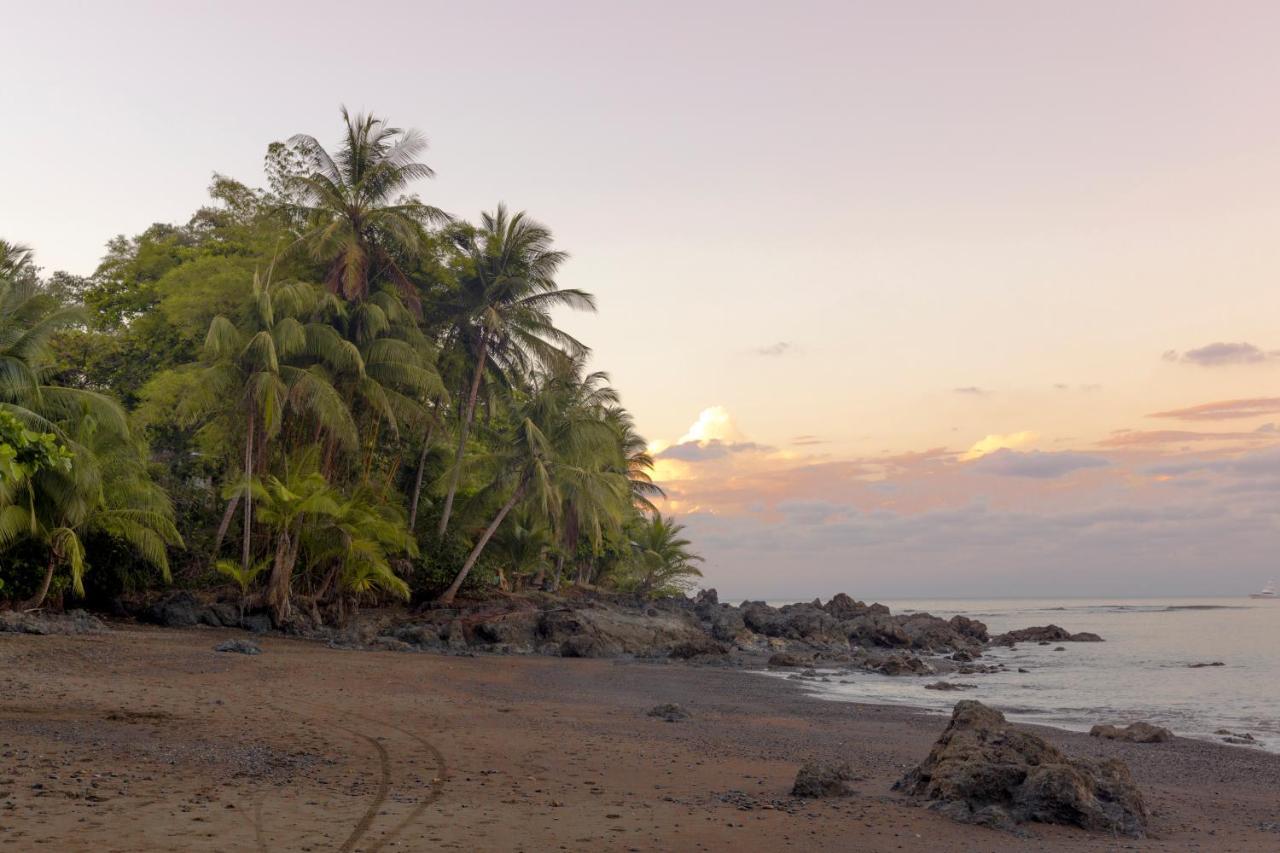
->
2, 625, 1278, 851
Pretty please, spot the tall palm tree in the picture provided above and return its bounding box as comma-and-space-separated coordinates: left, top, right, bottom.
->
0, 240, 38, 285
285, 108, 449, 305
435, 205, 596, 539
604, 405, 664, 512
437, 374, 624, 604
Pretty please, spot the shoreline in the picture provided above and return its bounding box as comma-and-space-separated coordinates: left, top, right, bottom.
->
3, 623, 1278, 850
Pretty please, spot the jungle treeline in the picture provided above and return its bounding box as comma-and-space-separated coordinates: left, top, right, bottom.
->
0, 109, 702, 624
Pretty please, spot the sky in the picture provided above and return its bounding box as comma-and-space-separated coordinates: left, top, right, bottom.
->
4, 2, 1280, 598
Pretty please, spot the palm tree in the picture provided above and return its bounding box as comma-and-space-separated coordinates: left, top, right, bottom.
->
435, 205, 596, 539
491, 510, 553, 590
627, 513, 703, 599
437, 374, 624, 604
0, 240, 38, 285
1, 411, 182, 609
183, 267, 361, 568
284, 108, 449, 305
604, 405, 664, 512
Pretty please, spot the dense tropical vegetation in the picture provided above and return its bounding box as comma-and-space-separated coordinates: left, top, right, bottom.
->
0, 110, 702, 622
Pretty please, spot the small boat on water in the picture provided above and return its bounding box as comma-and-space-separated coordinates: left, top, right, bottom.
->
1250, 579, 1277, 599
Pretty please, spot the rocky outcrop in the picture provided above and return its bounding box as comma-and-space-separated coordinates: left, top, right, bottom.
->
791, 761, 858, 797
895, 701, 1148, 837
990, 625, 1103, 645
0, 609, 106, 635
1089, 722, 1172, 743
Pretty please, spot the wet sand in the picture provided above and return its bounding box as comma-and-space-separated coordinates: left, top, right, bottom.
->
2, 624, 1277, 851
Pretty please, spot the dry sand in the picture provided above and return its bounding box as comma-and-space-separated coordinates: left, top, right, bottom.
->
2, 624, 1277, 851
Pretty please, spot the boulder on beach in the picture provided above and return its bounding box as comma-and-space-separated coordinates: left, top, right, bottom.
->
1089, 722, 1172, 743
1188, 661, 1225, 668
767, 652, 809, 668
924, 681, 977, 691
214, 639, 262, 655
895, 700, 1148, 837
646, 703, 690, 722
791, 761, 858, 797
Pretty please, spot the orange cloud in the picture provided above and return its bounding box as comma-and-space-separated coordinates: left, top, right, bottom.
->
1148, 397, 1280, 421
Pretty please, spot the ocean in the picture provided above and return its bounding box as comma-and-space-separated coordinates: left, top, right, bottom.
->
763, 597, 1280, 752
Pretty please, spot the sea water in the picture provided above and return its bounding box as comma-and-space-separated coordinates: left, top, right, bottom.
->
764, 597, 1280, 752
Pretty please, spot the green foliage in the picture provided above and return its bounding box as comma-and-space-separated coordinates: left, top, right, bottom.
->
0, 106, 703, 616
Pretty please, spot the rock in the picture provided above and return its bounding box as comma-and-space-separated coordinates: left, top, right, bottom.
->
924, 681, 977, 691
1053, 646, 1066, 651
990, 625, 1104, 645
214, 639, 261, 655
540, 604, 706, 658
950, 650, 974, 662
241, 612, 272, 634
370, 636, 414, 652
874, 653, 934, 677
791, 761, 858, 798
445, 619, 469, 651
205, 602, 241, 627
895, 701, 1148, 837
0, 609, 107, 635
1222, 736, 1260, 746
705, 607, 747, 642
1089, 722, 1173, 743
767, 652, 808, 668
1188, 661, 1225, 668
822, 593, 870, 620
843, 612, 910, 648
143, 592, 203, 628
472, 611, 540, 646
646, 703, 690, 722
948, 615, 990, 643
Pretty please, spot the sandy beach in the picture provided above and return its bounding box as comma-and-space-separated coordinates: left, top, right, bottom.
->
2, 624, 1278, 852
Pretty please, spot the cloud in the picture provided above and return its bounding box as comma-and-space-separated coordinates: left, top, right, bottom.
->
677, 406, 744, 444
1164, 342, 1277, 367
959, 431, 1037, 461
754, 341, 795, 357
953, 386, 986, 395
657, 439, 771, 462
969, 448, 1109, 479
1148, 397, 1280, 421
791, 434, 827, 446
1097, 429, 1263, 447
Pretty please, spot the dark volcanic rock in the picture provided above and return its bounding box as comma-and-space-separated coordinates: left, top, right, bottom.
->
842, 612, 909, 647
1188, 661, 1225, 668
924, 681, 977, 691
767, 652, 808, 668
214, 639, 262, 655
1089, 722, 1172, 743
791, 761, 858, 798
990, 625, 1104, 645
0, 609, 106, 635
948, 615, 990, 643
895, 701, 1148, 837
144, 592, 203, 628
874, 653, 934, 677
646, 703, 690, 722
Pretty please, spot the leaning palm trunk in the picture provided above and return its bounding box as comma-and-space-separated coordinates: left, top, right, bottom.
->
437, 335, 487, 538
211, 491, 241, 557
22, 552, 58, 610
438, 479, 523, 604
407, 413, 437, 531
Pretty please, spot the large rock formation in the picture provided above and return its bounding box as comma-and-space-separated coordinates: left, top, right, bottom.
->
0, 609, 106, 635
990, 625, 1103, 645
895, 701, 1148, 837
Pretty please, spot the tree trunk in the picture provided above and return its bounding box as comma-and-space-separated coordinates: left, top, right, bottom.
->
242, 413, 254, 570
22, 551, 58, 610
531, 563, 546, 589
438, 481, 522, 604
548, 553, 565, 591
437, 334, 487, 539
407, 416, 437, 531
211, 491, 241, 558
265, 528, 294, 625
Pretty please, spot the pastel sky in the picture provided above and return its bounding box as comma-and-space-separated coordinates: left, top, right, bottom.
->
5, 2, 1280, 597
